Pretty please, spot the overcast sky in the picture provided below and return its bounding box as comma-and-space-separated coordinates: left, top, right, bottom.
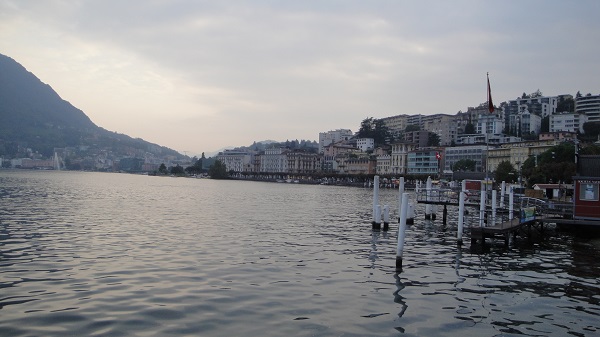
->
1, 1, 599, 156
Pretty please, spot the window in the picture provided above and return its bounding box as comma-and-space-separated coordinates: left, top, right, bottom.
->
580, 182, 599, 201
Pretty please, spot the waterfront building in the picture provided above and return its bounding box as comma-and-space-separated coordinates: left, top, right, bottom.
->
217, 150, 254, 173
376, 153, 391, 175
286, 150, 321, 174
390, 142, 416, 175
443, 145, 488, 173
407, 148, 443, 176
575, 93, 600, 123
550, 112, 587, 133
344, 157, 376, 175
318, 129, 354, 153
260, 147, 288, 173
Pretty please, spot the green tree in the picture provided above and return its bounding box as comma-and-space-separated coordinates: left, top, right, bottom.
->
405, 124, 420, 132
580, 144, 600, 155
357, 117, 392, 146
495, 161, 518, 183
540, 116, 549, 133
357, 117, 375, 138
453, 159, 476, 172
583, 122, 600, 139
557, 96, 574, 112
464, 122, 476, 134
208, 160, 228, 179
427, 132, 440, 146
170, 164, 185, 176
158, 163, 168, 175
520, 142, 576, 186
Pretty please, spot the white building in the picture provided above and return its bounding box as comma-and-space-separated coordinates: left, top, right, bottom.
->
390, 142, 416, 175
356, 138, 375, 152
477, 113, 504, 135
216, 150, 254, 173
550, 112, 587, 133
318, 129, 353, 153
575, 93, 600, 123
375, 154, 392, 175
260, 147, 288, 173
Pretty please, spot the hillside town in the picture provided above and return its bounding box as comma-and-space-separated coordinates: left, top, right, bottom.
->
215, 92, 599, 183
2, 91, 600, 185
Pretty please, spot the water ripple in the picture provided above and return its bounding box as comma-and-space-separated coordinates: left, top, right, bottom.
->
1, 171, 599, 336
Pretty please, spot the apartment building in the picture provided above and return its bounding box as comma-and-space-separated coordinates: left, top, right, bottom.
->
407, 148, 443, 176
318, 129, 354, 153
443, 145, 487, 173
380, 114, 409, 139
390, 142, 416, 175
260, 147, 288, 173
286, 150, 321, 174
503, 94, 560, 119
404, 130, 429, 147
375, 154, 391, 175
421, 114, 458, 146
477, 113, 504, 135
344, 157, 376, 175
356, 138, 375, 152
217, 150, 254, 173
575, 93, 600, 123
550, 112, 587, 133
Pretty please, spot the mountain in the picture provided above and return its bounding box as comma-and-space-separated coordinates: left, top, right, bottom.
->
0, 53, 184, 159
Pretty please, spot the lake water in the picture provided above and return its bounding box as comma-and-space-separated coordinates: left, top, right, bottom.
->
1, 170, 599, 336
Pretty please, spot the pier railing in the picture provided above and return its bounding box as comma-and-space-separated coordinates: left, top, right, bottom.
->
417, 187, 574, 228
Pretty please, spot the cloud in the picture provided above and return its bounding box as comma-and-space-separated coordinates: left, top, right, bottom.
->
1, 0, 599, 155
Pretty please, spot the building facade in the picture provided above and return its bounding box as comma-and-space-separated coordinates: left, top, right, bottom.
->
407, 148, 442, 176
575, 93, 600, 123
443, 145, 487, 173
550, 112, 587, 133
318, 129, 354, 153
217, 150, 254, 173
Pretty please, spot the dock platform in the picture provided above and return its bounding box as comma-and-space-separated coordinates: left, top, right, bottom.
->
470, 215, 554, 246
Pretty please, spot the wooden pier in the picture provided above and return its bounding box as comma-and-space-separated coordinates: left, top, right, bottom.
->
470, 215, 553, 246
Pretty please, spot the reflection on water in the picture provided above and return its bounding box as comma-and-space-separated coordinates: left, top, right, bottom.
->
0, 170, 599, 336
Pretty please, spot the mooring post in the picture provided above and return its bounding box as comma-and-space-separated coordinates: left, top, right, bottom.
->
457, 191, 465, 245
398, 177, 405, 223
372, 175, 380, 229
491, 190, 497, 226
373, 205, 382, 231
479, 182, 486, 227
425, 176, 432, 220
407, 202, 415, 224
396, 192, 409, 272
383, 205, 390, 231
